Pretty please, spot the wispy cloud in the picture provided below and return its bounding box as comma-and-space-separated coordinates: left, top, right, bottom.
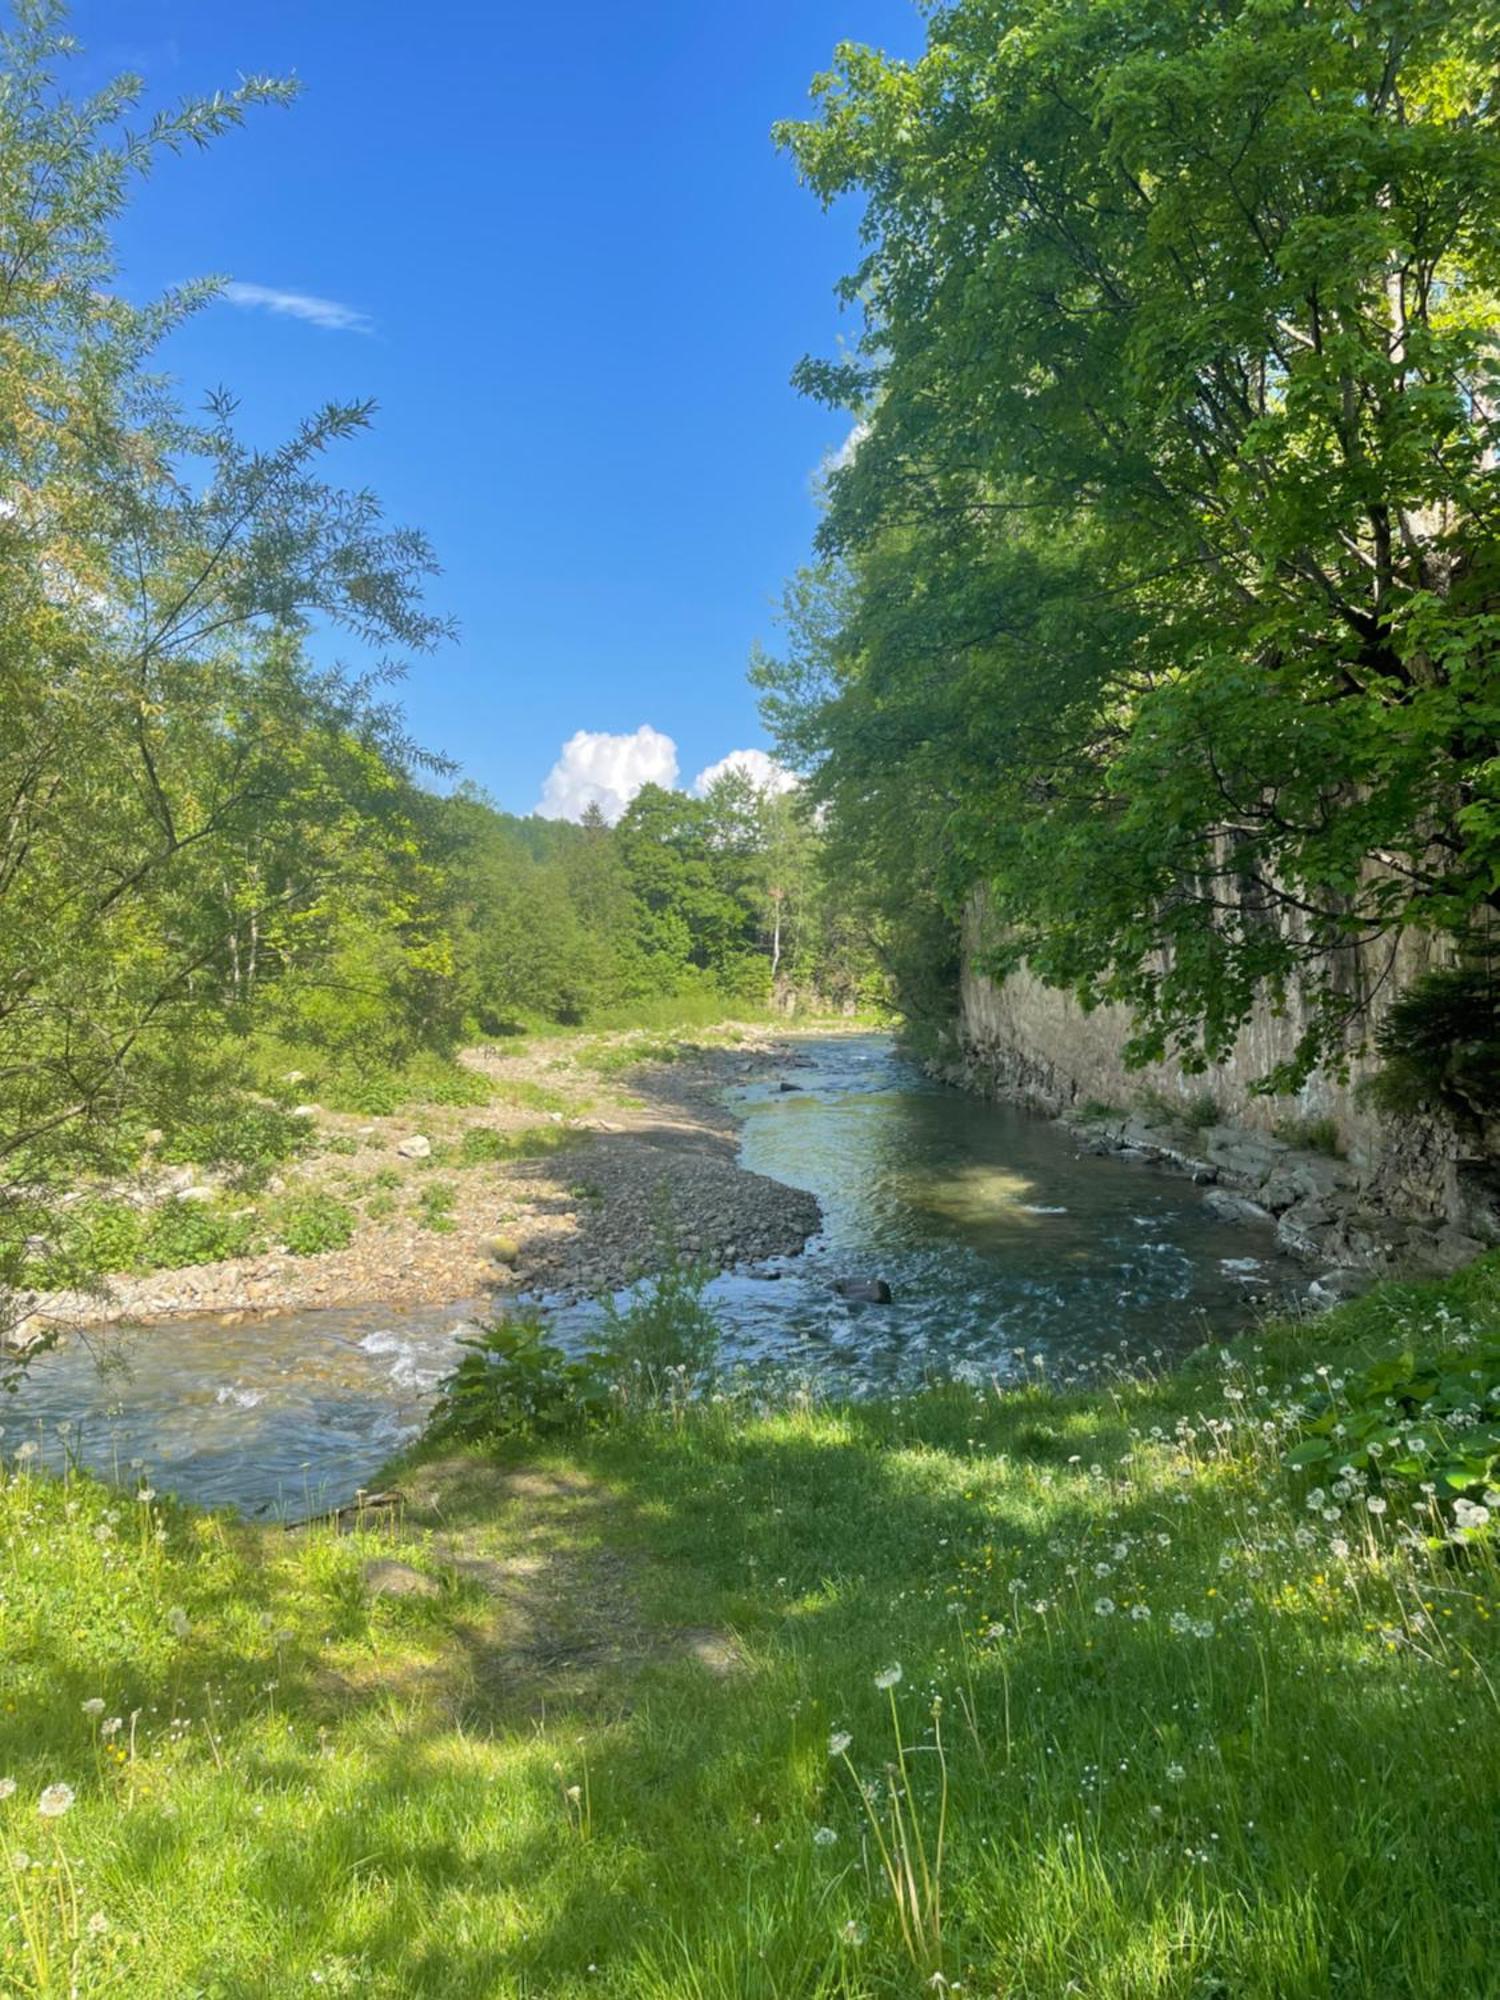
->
818, 419, 870, 480
222, 282, 372, 335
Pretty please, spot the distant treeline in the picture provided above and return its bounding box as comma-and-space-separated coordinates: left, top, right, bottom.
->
440, 782, 875, 1036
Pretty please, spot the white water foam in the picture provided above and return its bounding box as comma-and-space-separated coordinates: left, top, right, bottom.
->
214, 1385, 264, 1409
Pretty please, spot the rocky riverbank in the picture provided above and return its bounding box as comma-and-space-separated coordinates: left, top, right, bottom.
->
930, 1037, 1490, 1294
19, 1026, 824, 1336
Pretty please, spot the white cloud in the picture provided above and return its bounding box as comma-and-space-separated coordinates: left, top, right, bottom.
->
535, 725, 680, 823
819, 419, 870, 479
691, 748, 798, 798
222, 282, 373, 334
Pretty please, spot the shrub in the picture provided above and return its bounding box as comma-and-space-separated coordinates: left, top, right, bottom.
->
596, 1247, 721, 1397
1135, 1086, 1218, 1130
1272, 1113, 1345, 1157
416, 1181, 457, 1233
274, 1195, 357, 1257
156, 1102, 309, 1188
1284, 1342, 1500, 1537
457, 1124, 581, 1167
427, 1315, 609, 1441
141, 1199, 260, 1270
1367, 965, 1500, 1126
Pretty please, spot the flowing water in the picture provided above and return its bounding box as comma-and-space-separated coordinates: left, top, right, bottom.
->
4, 1034, 1292, 1515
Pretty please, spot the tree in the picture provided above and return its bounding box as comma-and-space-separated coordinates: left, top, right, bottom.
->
770, 0, 1500, 1082
0, 6, 450, 1340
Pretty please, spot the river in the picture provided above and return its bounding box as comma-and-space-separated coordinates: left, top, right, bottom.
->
3, 1034, 1290, 1515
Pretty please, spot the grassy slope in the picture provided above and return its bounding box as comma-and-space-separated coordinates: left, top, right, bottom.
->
2, 1264, 1498, 1997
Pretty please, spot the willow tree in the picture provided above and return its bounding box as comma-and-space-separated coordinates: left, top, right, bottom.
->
768, 0, 1500, 1080
0, 4, 451, 1340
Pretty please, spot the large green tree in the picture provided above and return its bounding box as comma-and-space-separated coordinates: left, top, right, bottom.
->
768, 0, 1500, 1080
0, 5, 450, 1336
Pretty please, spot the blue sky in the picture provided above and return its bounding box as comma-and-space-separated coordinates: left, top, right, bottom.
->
65, 0, 921, 818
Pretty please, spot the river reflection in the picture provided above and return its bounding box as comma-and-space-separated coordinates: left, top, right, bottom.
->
5, 1034, 1292, 1514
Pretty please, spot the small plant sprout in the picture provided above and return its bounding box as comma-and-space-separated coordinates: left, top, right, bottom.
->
556, 1749, 592, 1841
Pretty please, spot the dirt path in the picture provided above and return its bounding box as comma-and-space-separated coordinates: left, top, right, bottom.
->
28, 1024, 826, 1331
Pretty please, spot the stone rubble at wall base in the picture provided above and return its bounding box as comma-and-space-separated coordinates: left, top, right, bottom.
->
931, 1034, 1500, 1298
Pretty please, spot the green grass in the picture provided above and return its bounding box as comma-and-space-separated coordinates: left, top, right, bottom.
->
2, 1265, 1498, 1995
1272, 1113, 1347, 1158
455, 1123, 584, 1167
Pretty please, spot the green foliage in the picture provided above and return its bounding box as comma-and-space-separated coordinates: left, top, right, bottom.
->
1136, 1088, 1220, 1133
28, 1197, 263, 1285
415, 1181, 457, 1234
141, 1200, 261, 1272
0, 13, 451, 1338
155, 1103, 309, 1187
4, 1264, 1500, 1993
1271, 1113, 1345, 1159
272, 1195, 357, 1258
577, 1034, 688, 1078
1284, 1342, 1500, 1537
456, 1124, 582, 1167
1367, 964, 1500, 1125
426, 1314, 609, 1441
438, 776, 877, 1043
595, 1248, 721, 1397
768, 0, 1500, 1085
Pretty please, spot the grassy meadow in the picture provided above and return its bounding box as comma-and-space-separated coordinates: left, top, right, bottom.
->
2, 1262, 1498, 1997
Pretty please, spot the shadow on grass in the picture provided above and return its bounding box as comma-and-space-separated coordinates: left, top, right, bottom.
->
7, 1361, 1497, 1997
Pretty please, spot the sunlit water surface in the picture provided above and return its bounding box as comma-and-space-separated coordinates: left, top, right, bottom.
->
6, 1035, 1291, 1514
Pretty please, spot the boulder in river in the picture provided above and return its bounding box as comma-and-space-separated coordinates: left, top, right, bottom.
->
778, 1080, 803, 1093
834, 1277, 893, 1304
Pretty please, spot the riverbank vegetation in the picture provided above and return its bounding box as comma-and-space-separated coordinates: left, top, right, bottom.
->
761, 0, 1500, 1089
2, 1259, 1497, 1994
0, 9, 873, 1342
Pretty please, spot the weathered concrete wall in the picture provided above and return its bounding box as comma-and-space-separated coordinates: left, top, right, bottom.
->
949, 892, 1496, 1272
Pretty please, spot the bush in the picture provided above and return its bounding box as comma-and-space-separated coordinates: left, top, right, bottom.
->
156, 1102, 308, 1186
427, 1315, 609, 1441
1272, 1112, 1345, 1157
457, 1124, 580, 1167
1367, 965, 1500, 1125
1135, 1086, 1219, 1131
274, 1195, 357, 1257
1284, 1342, 1500, 1538
416, 1181, 457, 1233
596, 1248, 721, 1397
141, 1199, 260, 1270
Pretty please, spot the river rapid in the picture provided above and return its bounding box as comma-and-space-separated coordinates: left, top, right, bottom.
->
4, 1034, 1292, 1515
